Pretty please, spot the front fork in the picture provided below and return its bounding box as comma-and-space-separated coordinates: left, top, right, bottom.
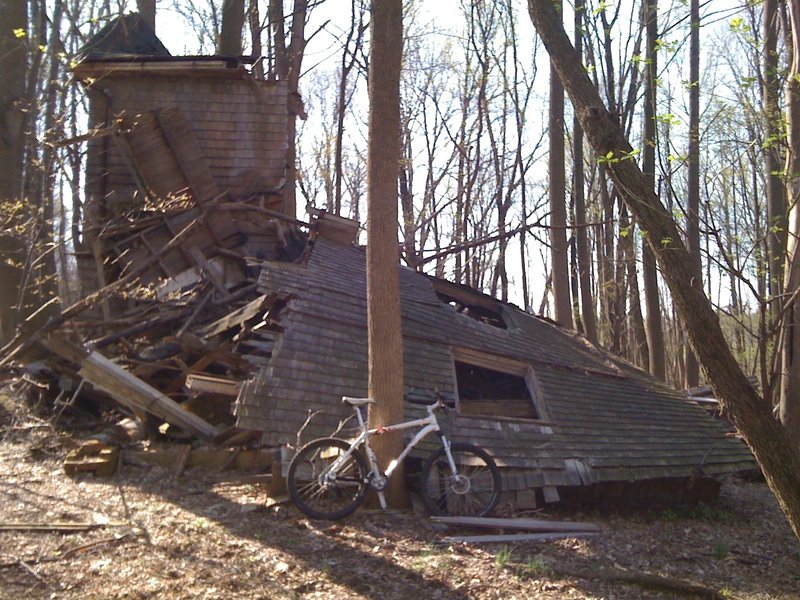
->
363, 443, 389, 508
438, 433, 459, 473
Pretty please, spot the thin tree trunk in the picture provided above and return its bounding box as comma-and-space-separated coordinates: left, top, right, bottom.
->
527, 0, 800, 542
573, 0, 597, 343
549, 1, 573, 329
780, 0, 800, 452
684, 0, 701, 387
642, 0, 665, 380
764, 0, 786, 325
334, 0, 365, 214
137, 0, 155, 31
0, 0, 28, 342
220, 0, 245, 55
249, 0, 264, 79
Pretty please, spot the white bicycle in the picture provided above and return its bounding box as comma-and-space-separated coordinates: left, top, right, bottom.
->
286, 396, 501, 520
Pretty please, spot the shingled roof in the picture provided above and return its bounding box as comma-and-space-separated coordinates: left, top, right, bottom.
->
235, 235, 754, 506
76, 13, 170, 60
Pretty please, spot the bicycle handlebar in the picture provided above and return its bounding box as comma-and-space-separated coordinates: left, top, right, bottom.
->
427, 398, 450, 413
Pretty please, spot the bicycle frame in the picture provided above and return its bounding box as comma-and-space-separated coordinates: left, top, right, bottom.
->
322, 400, 458, 509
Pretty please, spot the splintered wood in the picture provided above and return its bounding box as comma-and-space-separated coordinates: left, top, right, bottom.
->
8, 189, 307, 446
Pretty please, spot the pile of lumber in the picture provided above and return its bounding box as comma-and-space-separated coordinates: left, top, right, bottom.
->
1, 196, 312, 446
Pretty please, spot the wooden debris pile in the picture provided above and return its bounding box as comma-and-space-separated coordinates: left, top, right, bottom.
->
2, 196, 313, 447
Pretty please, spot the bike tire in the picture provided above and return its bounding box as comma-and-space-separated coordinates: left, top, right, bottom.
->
286, 437, 369, 520
419, 442, 501, 517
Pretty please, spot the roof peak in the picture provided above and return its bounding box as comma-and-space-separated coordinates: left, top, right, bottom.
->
77, 12, 171, 61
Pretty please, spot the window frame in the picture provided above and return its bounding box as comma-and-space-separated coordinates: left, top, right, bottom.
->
450, 347, 551, 423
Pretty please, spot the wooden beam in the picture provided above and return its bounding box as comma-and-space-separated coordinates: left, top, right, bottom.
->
47, 336, 219, 440
431, 515, 601, 533
440, 532, 599, 544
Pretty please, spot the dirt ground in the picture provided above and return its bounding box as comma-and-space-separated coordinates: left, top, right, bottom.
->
1, 387, 799, 600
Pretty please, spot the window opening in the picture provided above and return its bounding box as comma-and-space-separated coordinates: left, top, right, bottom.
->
454, 361, 539, 419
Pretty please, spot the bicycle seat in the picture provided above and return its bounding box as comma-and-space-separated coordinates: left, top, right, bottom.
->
342, 396, 375, 406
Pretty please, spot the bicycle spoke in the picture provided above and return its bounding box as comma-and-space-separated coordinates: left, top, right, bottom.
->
287, 438, 369, 520
420, 443, 501, 517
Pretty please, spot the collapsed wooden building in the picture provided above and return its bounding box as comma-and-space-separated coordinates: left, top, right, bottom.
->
10, 13, 754, 508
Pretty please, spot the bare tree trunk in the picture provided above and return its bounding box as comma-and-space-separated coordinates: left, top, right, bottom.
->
334, 0, 366, 214
220, 0, 245, 55
625, 216, 648, 368
34, 0, 65, 324
548, 3, 572, 329
642, 0, 665, 380
0, 0, 28, 342
684, 0, 701, 387
597, 166, 617, 349
764, 0, 786, 326
399, 120, 418, 269
366, 0, 406, 508
780, 0, 800, 452
270, 0, 309, 218
248, 0, 264, 79
137, 0, 155, 31
573, 0, 597, 343
527, 0, 800, 542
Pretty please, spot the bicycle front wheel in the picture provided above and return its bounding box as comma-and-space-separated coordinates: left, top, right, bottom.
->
287, 437, 369, 520
420, 442, 501, 517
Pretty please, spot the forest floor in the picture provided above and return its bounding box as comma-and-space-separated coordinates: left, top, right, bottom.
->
1, 387, 799, 600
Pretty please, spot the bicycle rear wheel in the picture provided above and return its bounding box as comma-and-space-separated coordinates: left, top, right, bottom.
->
420, 442, 501, 517
287, 437, 369, 520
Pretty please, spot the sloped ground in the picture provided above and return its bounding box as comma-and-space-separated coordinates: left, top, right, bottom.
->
1, 388, 799, 600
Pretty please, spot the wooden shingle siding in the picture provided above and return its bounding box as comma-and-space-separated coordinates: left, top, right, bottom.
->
82, 68, 287, 216
236, 236, 755, 497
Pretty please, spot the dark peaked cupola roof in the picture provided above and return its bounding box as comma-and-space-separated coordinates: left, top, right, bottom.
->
77, 13, 170, 60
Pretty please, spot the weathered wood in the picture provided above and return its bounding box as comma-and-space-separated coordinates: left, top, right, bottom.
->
0, 217, 204, 367
431, 516, 601, 533
172, 444, 192, 478
124, 446, 274, 470
153, 107, 221, 204
459, 399, 537, 419
199, 294, 271, 338
441, 532, 599, 544
92, 309, 188, 348
0, 522, 102, 532
47, 337, 219, 439
187, 246, 232, 299
185, 373, 240, 396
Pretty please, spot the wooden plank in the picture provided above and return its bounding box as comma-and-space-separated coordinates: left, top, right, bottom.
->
45, 339, 220, 440
0, 522, 119, 532
187, 246, 232, 299
154, 106, 220, 203
185, 373, 240, 396
440, 532, 599, 544
198, 294, 271, 338
430, 515, 601, 533
172, 444, 192, 479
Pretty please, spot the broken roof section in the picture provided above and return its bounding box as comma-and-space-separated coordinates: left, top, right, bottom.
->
236, 234, 755, 507
77, 13, 171, 60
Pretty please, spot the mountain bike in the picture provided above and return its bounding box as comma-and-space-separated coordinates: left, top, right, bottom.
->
286, 396, 502, 520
